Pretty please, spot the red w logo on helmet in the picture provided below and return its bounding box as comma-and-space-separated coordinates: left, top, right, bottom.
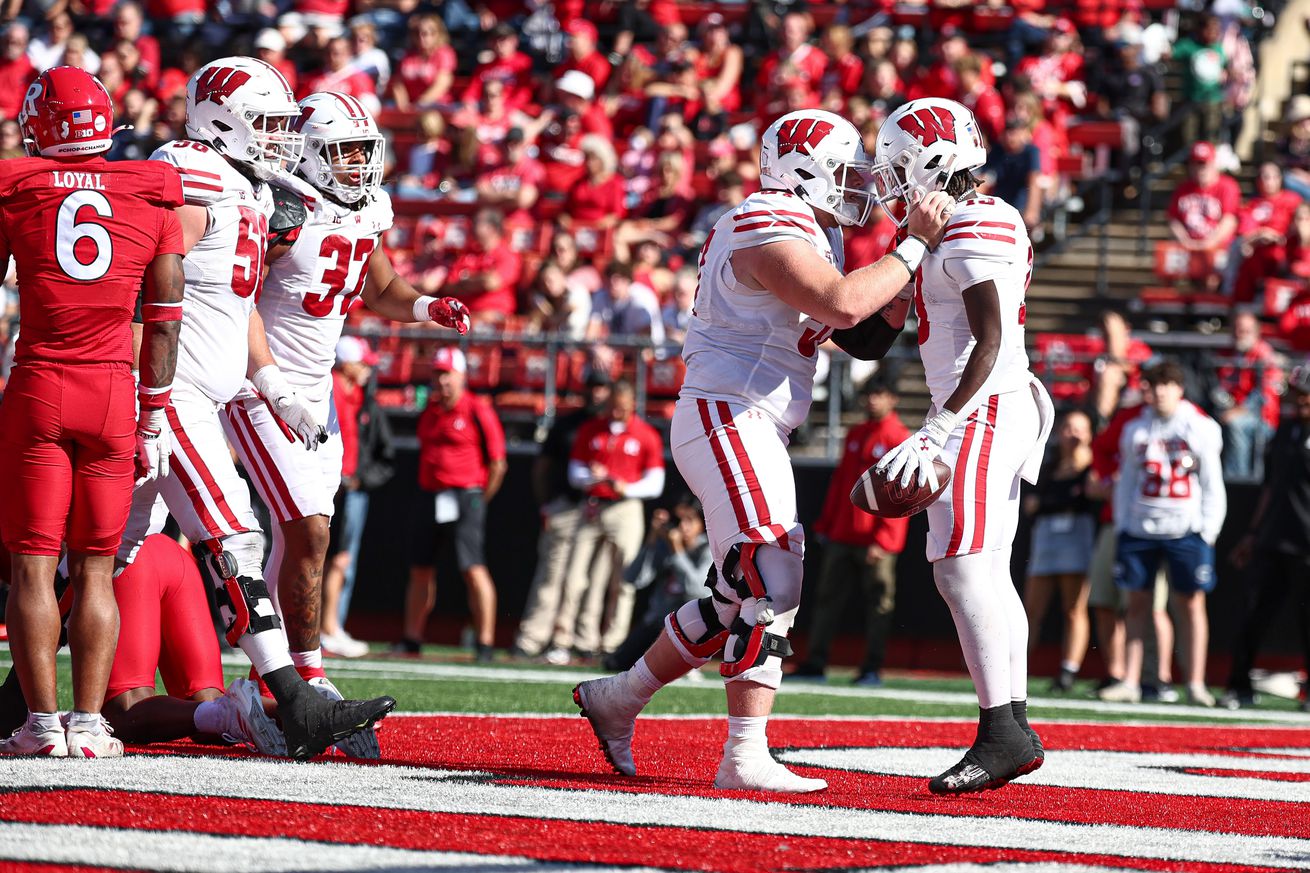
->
194, 67, 252, 105
896, 106, 957, 147
776, 117, 834, 156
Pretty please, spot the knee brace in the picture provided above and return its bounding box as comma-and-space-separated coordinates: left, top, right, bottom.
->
205, 533, 281, 646
665, 589, 733, 668
718, 542, 804, 688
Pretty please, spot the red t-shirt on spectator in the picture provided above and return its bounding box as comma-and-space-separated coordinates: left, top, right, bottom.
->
130, 34, 161, 92
296, 0, 347, 18
694, 51, 741, 112
844, 212, 898, 271
569, 414, 664, 501
814, 415, 911, 550
417, 390, 506, 492
462, 51, 534, 109
555, 50, 611, 91
397, 46, 456, 105
0, 55, 35, 120
1168, 175, 1241, 242
333, 371, 362, 479
299, 68, 376, 102
565, 174, 626, 224
960, 85, 1006, 146
756, 44, 828, 106
1279, 292, 1310, 351
1216, 340, 1283, 428
147, 0, 203, 18
1235, 189, 1301, 302
446, 244, 522, 317
821, 53, 863, 99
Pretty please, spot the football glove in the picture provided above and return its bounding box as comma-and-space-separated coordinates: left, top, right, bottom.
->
425, 296, 471, 335
876, 409, 958, 490
134, 407, 172, 484
252, 365, 327, 451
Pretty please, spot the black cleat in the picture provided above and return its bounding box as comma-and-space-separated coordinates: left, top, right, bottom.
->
929, 705, 1037, 796
280, 691, 396, 761
1010, 699, 1045, 771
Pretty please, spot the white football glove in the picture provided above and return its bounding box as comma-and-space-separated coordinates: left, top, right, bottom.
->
252, 365, 327, 451
875, 409, 959, 490
134, 406, 172, 485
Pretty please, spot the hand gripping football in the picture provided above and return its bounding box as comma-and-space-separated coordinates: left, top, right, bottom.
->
849, 459, 952, 518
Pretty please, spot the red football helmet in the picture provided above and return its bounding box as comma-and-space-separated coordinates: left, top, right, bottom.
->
18, 66, 115, 157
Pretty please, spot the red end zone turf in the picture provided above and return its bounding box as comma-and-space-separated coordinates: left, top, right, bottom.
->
1, 715, 1308, 872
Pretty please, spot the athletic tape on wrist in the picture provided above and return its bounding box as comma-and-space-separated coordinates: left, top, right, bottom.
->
413, 295, 437, 322
141, 302, 183, 323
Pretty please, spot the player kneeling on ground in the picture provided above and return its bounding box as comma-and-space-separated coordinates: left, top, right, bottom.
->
573, 108, 954, 793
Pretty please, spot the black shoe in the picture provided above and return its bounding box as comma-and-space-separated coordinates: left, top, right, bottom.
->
789, 663, 827, 681
475, 643, 495, 663
929, 706, 1037, 796
1095, 676, 1122, 693
280, 690, 396, 761
1219, 689, 1257, 710
1010, 700, 1045, 769
1050, 668, 1076, 693
390, 638, 421, 656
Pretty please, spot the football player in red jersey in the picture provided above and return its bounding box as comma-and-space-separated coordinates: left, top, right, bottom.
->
0, 66, 185, 758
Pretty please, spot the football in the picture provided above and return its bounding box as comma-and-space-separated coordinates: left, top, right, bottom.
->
849, 459, 952, 518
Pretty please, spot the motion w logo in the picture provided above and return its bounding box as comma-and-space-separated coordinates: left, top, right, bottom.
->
194, 67, 251, 105
895, 106, 957, 146
776, 118, 834, 156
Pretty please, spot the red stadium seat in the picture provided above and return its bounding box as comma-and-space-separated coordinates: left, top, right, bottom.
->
1264, 278, 1308, 317
1154, 242, 1223, 283
374, 336, 413, 386
646, 356, 686, 398
465, 346, 503, 392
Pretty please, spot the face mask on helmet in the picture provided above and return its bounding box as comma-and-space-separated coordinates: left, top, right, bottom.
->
241, 109, 305, 178
310, 135, 384, 203
827, 159, 876, 227
872, 150, 962, 227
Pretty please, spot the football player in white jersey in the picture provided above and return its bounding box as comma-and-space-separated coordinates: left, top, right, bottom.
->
573, 109, 955, 793
867, 98, 1056, 793
220, 91, 469, 754
123, 57, 394, 760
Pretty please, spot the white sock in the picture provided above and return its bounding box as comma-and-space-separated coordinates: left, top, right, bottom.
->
28, 711, 61, 732
726, 715, 768, 750
240, 629, 295, 676
1061, 660, 1080, 674
935, 552, 1013, 709
990, 547, 1030, 702
624, 657, 662, 704
193, 700, 224, 735
290, 649, 323, 671
67, 711, 101, 731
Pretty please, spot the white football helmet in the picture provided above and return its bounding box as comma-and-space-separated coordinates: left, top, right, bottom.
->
185, 56, 305, 180
295, 91, 385, 204
759, 109, 875, 227
873, 97, 988, 226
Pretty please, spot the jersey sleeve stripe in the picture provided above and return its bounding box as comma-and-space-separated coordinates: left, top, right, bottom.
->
177, 167, 223, 180
734, 209, 817, 225
183, 180, 224, 194
942, 231, 1016, 244
733, 219, 817, 236
946, 219, 1017, 231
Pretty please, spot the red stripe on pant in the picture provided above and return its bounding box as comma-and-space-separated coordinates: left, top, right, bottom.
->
166, 407, 248, 535
946, 418, 980, 557
698, 399, 753, 533
237, 404, 304, 523
968, 397, 1000, 553
713, 401, 791, 551
225, 407, 291, 524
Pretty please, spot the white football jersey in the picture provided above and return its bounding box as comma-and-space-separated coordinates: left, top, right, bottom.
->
151, 140, 274, 404
1114, 401, 1226, 543
916, 196, 1034, 410
680, 190, 843, 432
257, 183, 393, 401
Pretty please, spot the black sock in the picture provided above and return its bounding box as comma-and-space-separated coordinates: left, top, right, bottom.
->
1010, 699, 1031, 731
263, 665, 309, 706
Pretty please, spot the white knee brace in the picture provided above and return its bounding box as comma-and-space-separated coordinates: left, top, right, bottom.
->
717, 542, 804, 689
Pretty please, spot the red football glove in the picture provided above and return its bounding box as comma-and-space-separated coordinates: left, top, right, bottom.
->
428, 297, 471, 335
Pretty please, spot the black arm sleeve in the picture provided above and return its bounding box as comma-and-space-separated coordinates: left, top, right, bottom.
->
830, 313, 904, 361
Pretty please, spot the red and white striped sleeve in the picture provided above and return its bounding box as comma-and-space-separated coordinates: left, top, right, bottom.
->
149, 140, 229, 208
726, 193, 824, 251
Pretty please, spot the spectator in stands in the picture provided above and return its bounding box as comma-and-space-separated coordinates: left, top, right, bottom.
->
112, 1, 159, 92
475, 128, 542, 218
695, 14, 742, 116
1167, 141, 1240, 289
1095, 39, 1167, 129
1289, 202, 1310, 280
396, 110, 450, 196
321, 337, 392, 660
1172, 13, 1227, 145
399, 348, 507, 660
792, 379, 910, 686
555, 19, 611, 93
440, 209, 522, 324
0, 24, 34, 120
148, 0, 205, 40
513, 369, 614, 661
604, 495, 712, 672
1105, 360, 1226, 707
1011, 88, 1063, 182
462, 23, 533, 111
955, 53, 1004, 146
661, 268, 696, 345
862, 58, 906, 119
615, 150, 692, 258
254, 29, 298, 94
552, 69, 613, 139
453, 76, 523, 167
1223, 364, 1310, 711
819, 25, 862, 107
755, 10, 826, 117
589, 261, 665, 346
348, 19, 391, 92
527, 262, 591, 338
1233, 163, 1302, 304
390, 14, 455, 110
629, 237, 672, 298
984, 119, 1043, 230
0, 120, 23, 160
1016, 19, 1086, 127
1024, 410, 1099, 693
29, 12, 92, 74
684, 169, 743, 252
300, 36, 381, 113
1006, 0, 1057, 66
552, 380, 665, 660
60, 34, 98, 73
1213, 311, 1282, 480
1276, 95, 1310, 203
547, 231, 603, 297
561, 134, 625, 231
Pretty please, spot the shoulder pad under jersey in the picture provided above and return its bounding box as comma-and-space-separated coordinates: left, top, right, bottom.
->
269, 183, 307, 248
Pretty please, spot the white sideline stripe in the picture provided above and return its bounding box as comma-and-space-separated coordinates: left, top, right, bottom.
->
0, 823, 657, 873
0, 756, 1307, 869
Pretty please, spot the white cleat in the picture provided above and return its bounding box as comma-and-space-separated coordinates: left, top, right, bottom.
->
573, 677, 641, 776
714, 742, 827, 793
1097, 681, 1142, 703
321, 630, 369, 659
0, 721, 68, 757
217, 678, 288, 756
66, 717, 123, 759
1186, 684, 1217, 708
311, 676, 381, 759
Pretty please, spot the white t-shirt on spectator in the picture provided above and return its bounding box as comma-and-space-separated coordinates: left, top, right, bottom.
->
29, 39, 98, 73
591, 282, 665, 345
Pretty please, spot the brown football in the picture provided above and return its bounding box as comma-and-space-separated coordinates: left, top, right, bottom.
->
849, 459, 952, 518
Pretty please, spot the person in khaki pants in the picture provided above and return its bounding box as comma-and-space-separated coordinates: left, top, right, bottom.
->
513, 371, 613, 659
549, 381, 665, 660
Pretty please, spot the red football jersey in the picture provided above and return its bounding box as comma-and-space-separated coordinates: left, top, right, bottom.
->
0, 156, 185, 365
